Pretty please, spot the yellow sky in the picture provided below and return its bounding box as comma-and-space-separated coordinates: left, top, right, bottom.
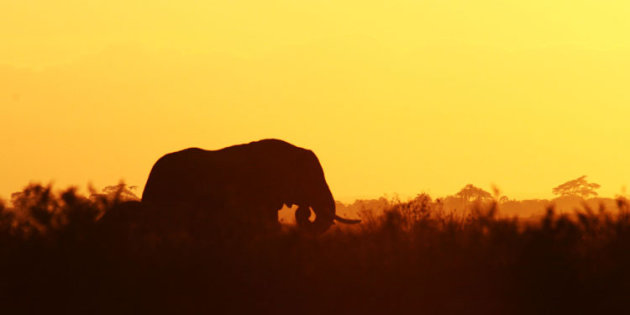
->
2, 1, 630, 202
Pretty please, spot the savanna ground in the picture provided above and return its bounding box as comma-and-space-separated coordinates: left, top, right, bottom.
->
1, 183, 629, 314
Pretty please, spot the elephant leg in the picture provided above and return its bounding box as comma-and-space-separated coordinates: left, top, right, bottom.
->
264, 208, 280, 229
234, 205, 279, 233
269, 209, 279, 222
251, 206, 280, 232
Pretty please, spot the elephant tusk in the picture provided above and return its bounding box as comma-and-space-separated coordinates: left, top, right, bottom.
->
334, 215, 361, 224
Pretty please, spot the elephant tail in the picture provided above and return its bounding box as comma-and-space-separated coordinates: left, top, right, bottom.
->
334, 215, 361, 224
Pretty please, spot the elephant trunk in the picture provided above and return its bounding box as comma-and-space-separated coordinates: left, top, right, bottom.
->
294, 185, 361, 234
295, 195, 336, 235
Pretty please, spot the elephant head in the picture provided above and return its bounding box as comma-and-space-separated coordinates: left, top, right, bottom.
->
280, 147, 360, 235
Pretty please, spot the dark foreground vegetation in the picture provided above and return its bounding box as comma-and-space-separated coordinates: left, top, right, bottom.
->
1, 184, 629, 314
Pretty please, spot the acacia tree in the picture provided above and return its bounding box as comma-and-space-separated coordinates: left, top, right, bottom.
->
102, 183, 139, 201
455, 184, 493, 202
552, 175, 600, 199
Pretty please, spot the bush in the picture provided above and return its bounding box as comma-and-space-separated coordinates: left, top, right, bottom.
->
1, 184, 630, 314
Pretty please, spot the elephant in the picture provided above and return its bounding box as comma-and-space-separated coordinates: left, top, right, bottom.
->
141, 139, 360, 235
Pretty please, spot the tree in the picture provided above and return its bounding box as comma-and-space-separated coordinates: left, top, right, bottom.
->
90, 183, 140, 202
552, 175, 600, 199
455, 184, 492, 202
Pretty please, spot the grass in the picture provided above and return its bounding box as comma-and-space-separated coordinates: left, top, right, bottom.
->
1, 184, 629, 314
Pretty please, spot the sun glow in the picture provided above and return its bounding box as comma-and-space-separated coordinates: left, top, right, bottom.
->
2, 1, 630, 201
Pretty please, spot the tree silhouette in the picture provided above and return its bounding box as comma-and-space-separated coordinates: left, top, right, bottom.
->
91, 183, 139, 202
455, 184, 492, 202
552, 175, 600, 198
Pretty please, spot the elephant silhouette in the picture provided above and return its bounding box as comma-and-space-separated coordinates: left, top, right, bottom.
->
141, 139, 360, 235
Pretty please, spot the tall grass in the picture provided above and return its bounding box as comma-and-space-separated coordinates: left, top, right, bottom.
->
1, 184, 629, 314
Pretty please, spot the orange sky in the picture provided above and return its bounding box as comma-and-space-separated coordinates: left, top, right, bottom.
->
2, 1, 630, 202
